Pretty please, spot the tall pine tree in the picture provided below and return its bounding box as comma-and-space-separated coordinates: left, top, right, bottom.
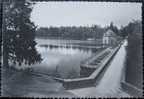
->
3, 0, 42, 68
109, 22, 119, 34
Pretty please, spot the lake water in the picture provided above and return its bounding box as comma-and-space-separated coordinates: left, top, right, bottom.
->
33, 38, 100, 79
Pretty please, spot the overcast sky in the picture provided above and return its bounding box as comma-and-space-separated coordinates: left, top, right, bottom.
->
30, 2, 142, 28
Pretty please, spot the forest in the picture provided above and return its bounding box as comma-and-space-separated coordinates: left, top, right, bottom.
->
36, 20, 141, 40
36, 22, 119, 40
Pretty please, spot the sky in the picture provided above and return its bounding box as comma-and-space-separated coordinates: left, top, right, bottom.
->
30, 2, 142, 28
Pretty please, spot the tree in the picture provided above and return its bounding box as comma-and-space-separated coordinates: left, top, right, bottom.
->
3, 0, 42, 68
125, 20, 142, 89
36, 25, 106, 40
109, 22, 119, 35
119, 20, 142, 37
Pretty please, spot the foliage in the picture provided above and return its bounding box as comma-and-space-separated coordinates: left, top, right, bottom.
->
3, 0, 42, 67
36, 25, 107, 40
108, 22, 119, 35
119, 20, 142, 37
36, 22, 123, 40
125, 20, 142, 89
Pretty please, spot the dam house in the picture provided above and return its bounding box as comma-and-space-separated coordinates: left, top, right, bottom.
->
102, 29, 118, 47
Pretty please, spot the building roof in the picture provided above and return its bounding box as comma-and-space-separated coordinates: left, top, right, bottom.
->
104, 29, 116, 37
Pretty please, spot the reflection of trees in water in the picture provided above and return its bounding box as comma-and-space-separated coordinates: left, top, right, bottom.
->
39, 44, 98, 53
51, 59, 80, 79
91, 48, 98, 53
54, 65, 79, 79
53, 65, 61, 78
66, 67, 79, 79
38, 43, 99, 79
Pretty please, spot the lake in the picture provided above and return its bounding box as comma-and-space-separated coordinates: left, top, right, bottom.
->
32, 38, 101, 79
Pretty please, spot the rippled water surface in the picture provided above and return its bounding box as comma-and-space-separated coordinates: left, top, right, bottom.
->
33, 38, 99, 79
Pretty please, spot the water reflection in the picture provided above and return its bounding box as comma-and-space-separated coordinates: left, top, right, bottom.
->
34, 39, 99, 79
39, 44, 98, 53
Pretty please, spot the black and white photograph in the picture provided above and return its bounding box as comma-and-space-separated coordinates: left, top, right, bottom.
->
1, 0, 143, 98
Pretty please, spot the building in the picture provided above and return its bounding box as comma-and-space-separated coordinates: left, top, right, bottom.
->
102, 29, 117, 47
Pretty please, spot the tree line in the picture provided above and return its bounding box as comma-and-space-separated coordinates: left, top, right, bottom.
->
120, 20, 142, 37
36, 20, 142, 40
36, 22, 120, 40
